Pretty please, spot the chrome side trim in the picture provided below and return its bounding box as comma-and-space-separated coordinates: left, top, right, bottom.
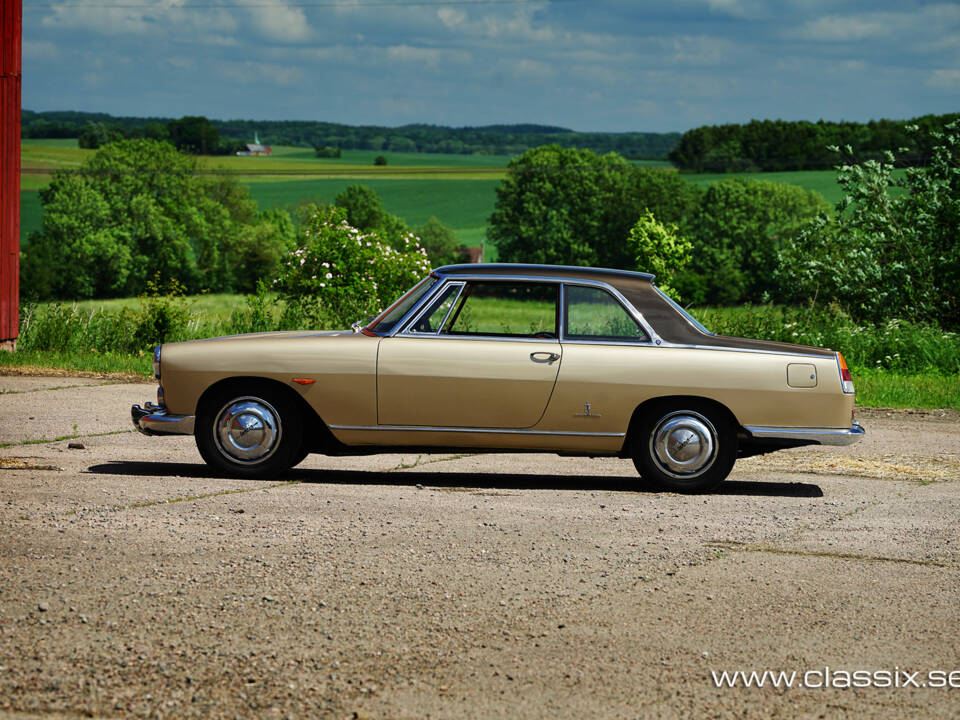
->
657, 342, 836, 361
132, 403, 195, 436
744, 422, 865, 446
329, 424, 625, 438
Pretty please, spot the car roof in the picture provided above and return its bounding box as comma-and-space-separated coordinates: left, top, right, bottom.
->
433, 263, 656, 284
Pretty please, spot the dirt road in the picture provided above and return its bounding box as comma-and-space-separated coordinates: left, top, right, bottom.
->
1, 377, 958, 718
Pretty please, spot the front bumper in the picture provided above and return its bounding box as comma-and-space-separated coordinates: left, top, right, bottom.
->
131, 402, 195, 436
744, 421, 865, 446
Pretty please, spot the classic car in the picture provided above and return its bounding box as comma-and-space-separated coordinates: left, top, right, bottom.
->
131, 264, 864, 492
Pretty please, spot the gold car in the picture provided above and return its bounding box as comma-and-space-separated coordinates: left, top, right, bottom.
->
132, 264, 863, 491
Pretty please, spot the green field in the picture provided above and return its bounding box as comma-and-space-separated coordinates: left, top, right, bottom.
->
17, 141, 856, 247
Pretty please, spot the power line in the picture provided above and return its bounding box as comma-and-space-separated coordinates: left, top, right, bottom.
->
25, 0, 578, 10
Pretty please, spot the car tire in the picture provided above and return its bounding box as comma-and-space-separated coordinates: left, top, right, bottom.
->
632, 403, 736, 493
195, 385, 303, 479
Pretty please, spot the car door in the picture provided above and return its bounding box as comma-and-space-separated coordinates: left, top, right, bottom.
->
377, 280, 562, 429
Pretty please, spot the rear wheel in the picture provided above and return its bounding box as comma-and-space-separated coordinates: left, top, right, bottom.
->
195, 385, 303, 478
632, 404, 736, 492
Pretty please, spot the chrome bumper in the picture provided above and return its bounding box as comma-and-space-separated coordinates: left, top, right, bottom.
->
131, 402, 195, 436
744, 421, 865, 446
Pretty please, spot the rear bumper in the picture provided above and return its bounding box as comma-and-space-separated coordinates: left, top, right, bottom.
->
131, 403, 195, 436
744, 421, 865, 446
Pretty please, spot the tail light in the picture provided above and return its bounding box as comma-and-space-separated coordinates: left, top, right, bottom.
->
837, 352, 854, 394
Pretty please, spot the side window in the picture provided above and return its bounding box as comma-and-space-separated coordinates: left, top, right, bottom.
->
407, 282, 464, 334
564, 285, 647, 342
445, 282, 558, 338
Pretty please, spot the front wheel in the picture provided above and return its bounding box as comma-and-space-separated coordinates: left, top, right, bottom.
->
195, 385, 303, 478
632, 405, 736, 492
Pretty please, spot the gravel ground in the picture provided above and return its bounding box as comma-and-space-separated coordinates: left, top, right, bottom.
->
0, 378, 958, 719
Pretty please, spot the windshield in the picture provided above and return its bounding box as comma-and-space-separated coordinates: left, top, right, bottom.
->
367, 275, 438, 334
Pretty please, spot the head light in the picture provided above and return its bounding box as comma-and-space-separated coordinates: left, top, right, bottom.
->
153, 346, 162, 380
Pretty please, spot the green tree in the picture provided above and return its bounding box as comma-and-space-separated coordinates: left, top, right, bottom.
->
167, 116, 220, 155
78, 122, 126, 149
334, 184, 390, 230
678, 178, 829, 305
415, 216, 466, 266
20, 139, 290, 299
776, 123, 960, 328
627, 211, 692, 300
489, 145, 700, 269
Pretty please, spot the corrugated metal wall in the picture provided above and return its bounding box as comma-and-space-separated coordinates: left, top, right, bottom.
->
0, 0, 21, 343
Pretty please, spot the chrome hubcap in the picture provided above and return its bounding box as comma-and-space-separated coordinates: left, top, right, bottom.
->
649, 411, 717, 479
214, 397, 281, 465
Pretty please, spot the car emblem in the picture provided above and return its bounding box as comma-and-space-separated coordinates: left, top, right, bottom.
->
574, 402, 601, 418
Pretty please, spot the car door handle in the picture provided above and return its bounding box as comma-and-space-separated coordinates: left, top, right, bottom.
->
530, 351, 560, 363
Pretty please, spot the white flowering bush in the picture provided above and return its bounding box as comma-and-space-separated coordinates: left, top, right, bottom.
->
275, 206, 432, 328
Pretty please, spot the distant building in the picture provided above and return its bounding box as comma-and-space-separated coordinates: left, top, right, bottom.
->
236, 131, 271, 156
465, 246, 484, 263
236, 143, 271, 157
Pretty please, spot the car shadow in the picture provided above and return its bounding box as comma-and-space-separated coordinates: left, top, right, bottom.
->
86, 461, 824, 498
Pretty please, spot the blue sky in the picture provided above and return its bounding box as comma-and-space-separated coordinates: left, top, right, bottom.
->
21, 0, 960, 132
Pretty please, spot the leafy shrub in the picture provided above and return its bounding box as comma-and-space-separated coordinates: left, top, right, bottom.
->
627, 211, 692, 300
274, 206, 431, 328
776, 122, 960, 329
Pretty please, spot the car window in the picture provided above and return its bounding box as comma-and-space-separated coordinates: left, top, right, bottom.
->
368, 276, 437, 334
445, 282, 558, 338
564, 285, 648, 342
407, 282, 464, 334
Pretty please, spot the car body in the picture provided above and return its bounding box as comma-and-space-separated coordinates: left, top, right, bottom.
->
132, 264, 864, 491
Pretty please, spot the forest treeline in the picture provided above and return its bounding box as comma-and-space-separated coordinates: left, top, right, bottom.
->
669, 113, 960, 172
20, 110, 680, 159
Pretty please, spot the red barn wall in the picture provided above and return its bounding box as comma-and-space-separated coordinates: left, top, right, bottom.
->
0, 0, 21, 345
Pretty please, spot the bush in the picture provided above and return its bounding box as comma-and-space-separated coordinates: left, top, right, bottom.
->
374, 155, 387, 166
627, 211, 692, 300
315, 146, 341, 158
274, 206, 431, 328
776, 122, 960, 329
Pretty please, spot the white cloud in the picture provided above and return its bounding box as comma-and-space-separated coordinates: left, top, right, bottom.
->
248, 2, 312, 43
41, 1, 238, 38
217, 60, 305, 87
927, 69, 960, 88
386, 45, 471, 69
23, 41, 60, 61
791, 4, 960, 43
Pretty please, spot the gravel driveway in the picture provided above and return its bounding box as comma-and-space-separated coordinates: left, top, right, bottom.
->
1, 376, 958, 718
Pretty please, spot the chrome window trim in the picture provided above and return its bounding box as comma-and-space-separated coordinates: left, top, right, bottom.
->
653, 286, 713, 335
391, 272, 661, 345
401, 280, 466, 336
560, 282, 656, 345
330, 423, 624, 438
394, 274, 564, 340
385, 271, 834, 360
368, 275, 440, 335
